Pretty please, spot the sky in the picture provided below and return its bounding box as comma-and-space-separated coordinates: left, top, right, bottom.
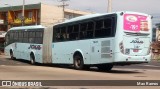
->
0, 0, 159, 14
0, 0, 160, 25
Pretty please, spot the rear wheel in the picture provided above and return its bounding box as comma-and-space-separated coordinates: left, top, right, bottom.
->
73, 54, 84, 70
30, 53, 35, 65
97, 64, 113, 71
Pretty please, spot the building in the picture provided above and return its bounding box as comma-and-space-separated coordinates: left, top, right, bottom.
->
0, 3, 92, 52
0, 3, 92, 32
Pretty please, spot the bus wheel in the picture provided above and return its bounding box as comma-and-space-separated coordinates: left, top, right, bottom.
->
30, 53, 35, 65
10, 50, 15, 60
73, 54, 84, 70
97, 64, 113, 71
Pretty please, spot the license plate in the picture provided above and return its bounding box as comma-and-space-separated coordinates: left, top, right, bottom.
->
133, 49, 139, 52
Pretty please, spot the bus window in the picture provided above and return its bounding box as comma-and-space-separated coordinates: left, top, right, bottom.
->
73, 25, 79, 33
29, 31, 35, 43
67, 26, 73, 33
80, 23, 87, 31
86, 22, 94, 39
35, 31, 43, 44
9, 32, 14, 44
95, 17, 114, 38
72, 24, 79, 40
67, 25, 79, 40
55, 28, 61, 42
104, 18, 112, 28
18, 31, 23, 42
14, 32, 19, 42
60, 27, 67, 41
80, 23, 87, 39
23, 31, 29, 43
79, 21, 94, 39
96, 20, 103, 29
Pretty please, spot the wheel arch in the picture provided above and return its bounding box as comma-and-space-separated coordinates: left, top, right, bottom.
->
30, 51, 36, 61
73, 49, 84, 63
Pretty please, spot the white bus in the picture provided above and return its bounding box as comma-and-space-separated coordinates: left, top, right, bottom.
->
5, 11, 152, 71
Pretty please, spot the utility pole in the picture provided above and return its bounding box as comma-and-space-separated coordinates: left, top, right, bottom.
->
58, 0, 69, 21
107, 0, 112, 13
22, 0, 25, 26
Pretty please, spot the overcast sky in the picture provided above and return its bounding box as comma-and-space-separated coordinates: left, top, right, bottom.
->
0, 0, 159, 14
0, 0, 160, 25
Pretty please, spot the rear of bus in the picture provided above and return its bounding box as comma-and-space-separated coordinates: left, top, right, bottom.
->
114, 11, 152, 65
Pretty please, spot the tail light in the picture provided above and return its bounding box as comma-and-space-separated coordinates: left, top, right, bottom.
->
119, 41, 124, 54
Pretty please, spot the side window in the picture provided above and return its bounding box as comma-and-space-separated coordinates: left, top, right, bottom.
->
96, 20, 103, 29
86, 22, 94, 39
61, 27, 67, 41
9, 32, 14, 43
67, 25, 73, 40
72, 24, 79, 40
80, 21, 94, 39
104, 18, 112, 37
14, 32, 18, 42
54, 28, 61, 42
80, 23, 87, 39
29, 31, 35, 43
23, 31, 29, 43
18, 31, 23, 42
35, 31, 43, 44
95, 17, 114, 38
67, 25, 79, 41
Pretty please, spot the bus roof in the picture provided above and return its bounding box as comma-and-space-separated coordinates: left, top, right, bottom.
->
9, 25, 45, 31
55, 11, 150, 26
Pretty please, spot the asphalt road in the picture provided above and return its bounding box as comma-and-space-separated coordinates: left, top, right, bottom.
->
0, 55, 160, 70
0, 55, 160, 89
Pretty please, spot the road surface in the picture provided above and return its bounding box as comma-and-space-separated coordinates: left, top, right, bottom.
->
0, 55, 160, 89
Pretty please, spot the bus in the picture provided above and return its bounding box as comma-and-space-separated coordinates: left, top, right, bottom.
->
5, 11, 152, 71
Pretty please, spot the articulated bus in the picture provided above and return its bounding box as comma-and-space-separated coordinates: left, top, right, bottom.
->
5, 11, 152, 71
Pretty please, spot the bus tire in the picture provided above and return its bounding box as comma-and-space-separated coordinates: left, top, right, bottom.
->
10, 50, 15, 60
30, 53, 35, 65
73, 54, 84, 70
97, 64, 113, 71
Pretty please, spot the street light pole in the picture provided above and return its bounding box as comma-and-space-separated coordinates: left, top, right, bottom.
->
58, 0, 69, 21
22, 0, 25, 26
107, 0, 112, 13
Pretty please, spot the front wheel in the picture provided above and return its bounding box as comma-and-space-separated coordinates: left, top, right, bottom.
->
73, 54, 84, 70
